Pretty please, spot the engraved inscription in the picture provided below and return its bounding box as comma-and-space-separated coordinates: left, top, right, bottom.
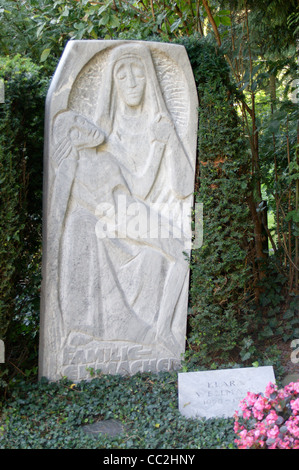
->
195, 380, 245, 406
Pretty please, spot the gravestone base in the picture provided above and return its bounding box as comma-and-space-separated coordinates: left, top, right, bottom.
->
62, 338, 181, 382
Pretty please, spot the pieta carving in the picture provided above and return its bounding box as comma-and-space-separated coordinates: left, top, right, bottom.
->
39, 41, 198, 381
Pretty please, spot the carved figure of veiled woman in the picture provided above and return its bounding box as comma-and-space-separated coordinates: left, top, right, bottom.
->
50, 43, 194, 357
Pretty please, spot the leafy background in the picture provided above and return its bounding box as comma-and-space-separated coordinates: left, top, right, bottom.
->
0, 0, 298, 449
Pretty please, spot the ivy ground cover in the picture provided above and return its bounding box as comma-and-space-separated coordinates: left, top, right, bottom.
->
0, 371, 236, 449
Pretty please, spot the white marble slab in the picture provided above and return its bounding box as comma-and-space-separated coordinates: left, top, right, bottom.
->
178, 366, 276, 419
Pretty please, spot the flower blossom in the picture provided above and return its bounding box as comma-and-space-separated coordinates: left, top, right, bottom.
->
286, 416, 299, 438
290, 398, 299, 415
265, 410, 279, 425
234, 380, 299, 449
265, 382, 277, 398
267, 425, 280, 440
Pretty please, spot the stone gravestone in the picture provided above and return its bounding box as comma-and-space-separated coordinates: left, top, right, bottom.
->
178, 366, 276, 419
39, 40, 198, 382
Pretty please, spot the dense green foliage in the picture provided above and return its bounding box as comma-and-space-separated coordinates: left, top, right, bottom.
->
0, 371, 240, 449
220, 0, 299, 298
184, 39, 255, 362
0, 56, 48, 379
0, 0, 232, 65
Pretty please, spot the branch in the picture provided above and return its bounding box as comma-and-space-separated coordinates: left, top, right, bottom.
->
150, 0, 155, 21
174, 4, 189, 31
282, 233, 299, 272
201, 0, 221, 46
120, 0, 150, 18
242, 99, 253, 117
187, 0, 195, 18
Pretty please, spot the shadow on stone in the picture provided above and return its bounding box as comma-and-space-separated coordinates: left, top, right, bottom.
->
82, 419, 124, 438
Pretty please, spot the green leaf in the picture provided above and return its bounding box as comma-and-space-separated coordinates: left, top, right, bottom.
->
240, 351, 251, 361
214, 16, 220, 27
239, 81, 249, 91
90, 29, 98, 39
283, 310, 294, 320
218, 10, 231, 16
170, 18, 182, 32
110, 15, 120, 28
98, 12, 110, 26
220, 16, 231, 26
251, 80, 258, 92
262, 326, 274, 337
36, 24, 45, 38
40, 48, 51, 63
285, 209, 299, 223
268, 119, 281, 133
97, 3, 110, 16
61, 6, 69, 17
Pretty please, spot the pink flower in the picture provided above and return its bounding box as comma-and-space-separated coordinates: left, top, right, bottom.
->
278, 389, 288, 400
252, 408, 264, 420
253, 395, 268, 412
290, 398, 299, 415
265, 410, 279, 425
246, 392, 258, 406
256, 421, 267, 436
239, 400, 248, 412
267, 425, 280, 440
278, 440, 288, 449
245, 436, 254, 448
233, 419, 244, 434
239, 429, 248, 440
253, 427, 266, 440
286, 416, 299, 438
234, 381, 299, 449
253, 398, 263, 411
285, 382, 299, 395
243, 409, 251, 420
265, 382, 277, 398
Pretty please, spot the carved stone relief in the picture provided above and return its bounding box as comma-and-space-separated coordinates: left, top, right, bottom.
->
39, 40, 198, 381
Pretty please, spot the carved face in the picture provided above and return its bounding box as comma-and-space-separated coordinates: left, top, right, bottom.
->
114, 58, 146, 108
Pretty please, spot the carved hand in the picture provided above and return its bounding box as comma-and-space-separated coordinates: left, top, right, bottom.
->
150, 113, 174, 144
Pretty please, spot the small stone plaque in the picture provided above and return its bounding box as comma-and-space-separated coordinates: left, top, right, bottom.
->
178, 366, 276, 419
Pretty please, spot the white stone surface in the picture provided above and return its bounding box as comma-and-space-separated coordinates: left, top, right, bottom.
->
0, 340, 4, 363
178, 366, 276, 419
39, 40, 198, 381
0, 79, 4, 103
